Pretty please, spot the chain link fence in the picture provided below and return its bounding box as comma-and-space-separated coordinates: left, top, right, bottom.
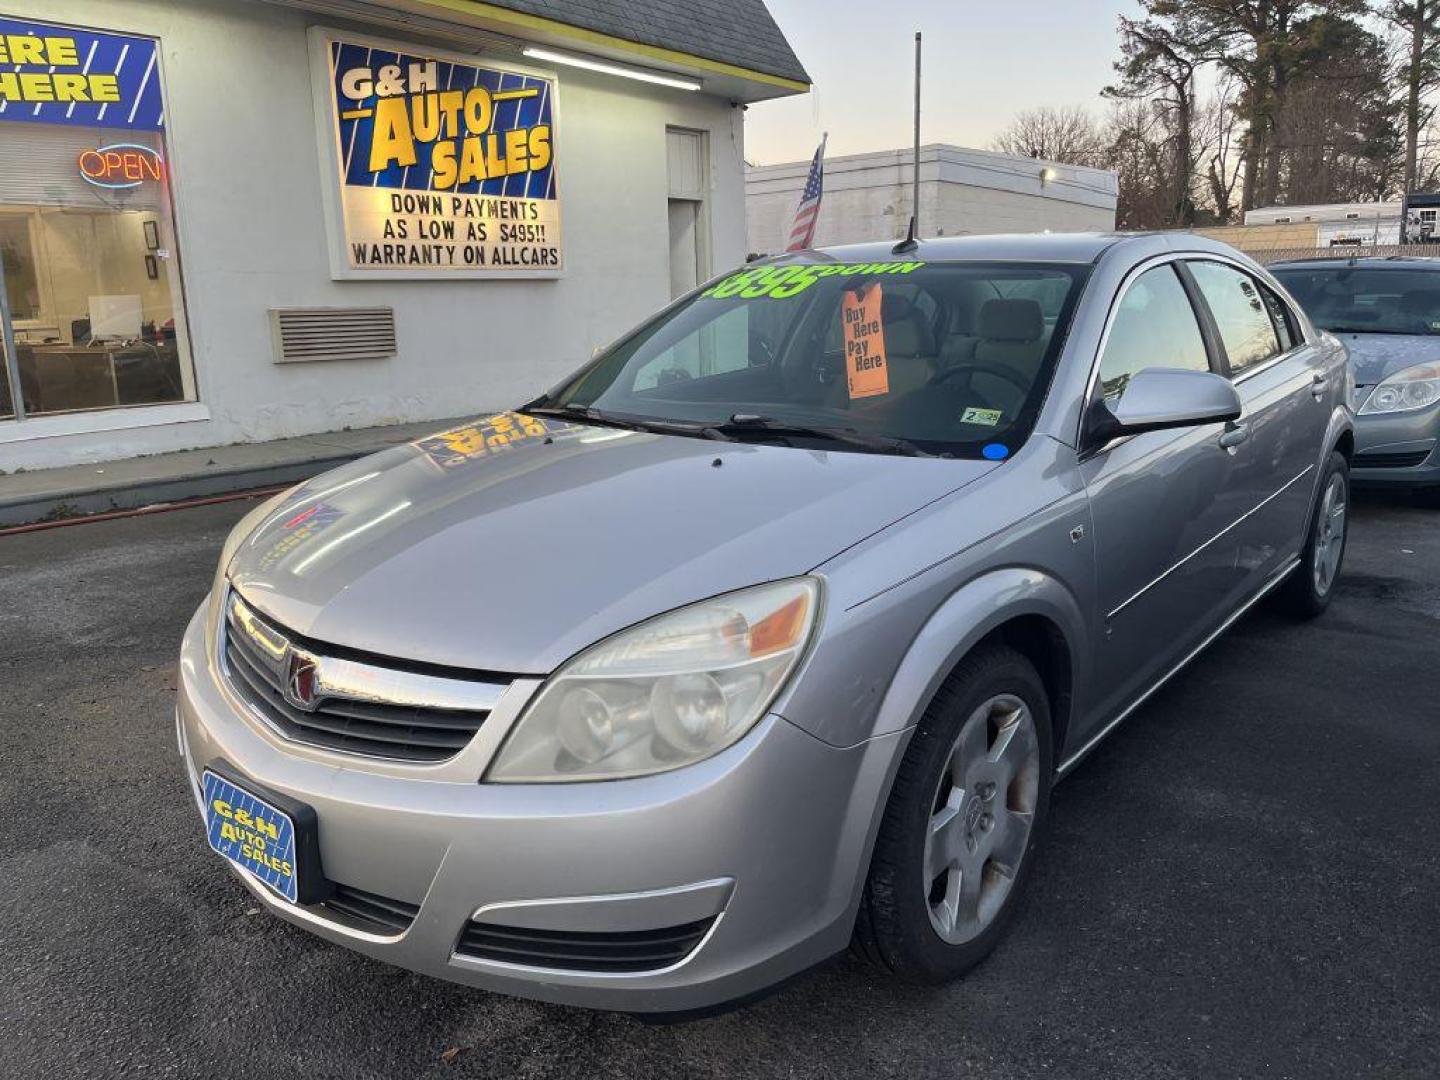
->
1246, 244, 1440, 264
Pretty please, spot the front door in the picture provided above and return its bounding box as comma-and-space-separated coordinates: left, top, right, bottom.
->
1078, 262, 1253, 739
1183, 260, 1329, 584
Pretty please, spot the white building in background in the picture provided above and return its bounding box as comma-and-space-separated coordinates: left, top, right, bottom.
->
745, 145, 1118, 254
0, 0, 808, 472
1245, 201, 1404, 246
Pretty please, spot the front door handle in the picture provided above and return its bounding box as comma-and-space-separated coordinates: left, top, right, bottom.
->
1218, 422, 1251, 451
1311, 372, 1328, 400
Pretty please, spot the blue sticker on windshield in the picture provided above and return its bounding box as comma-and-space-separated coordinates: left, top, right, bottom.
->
982, 443, 1010, 461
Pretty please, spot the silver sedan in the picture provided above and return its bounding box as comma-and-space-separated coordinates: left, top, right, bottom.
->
177, 232, 1352, 1014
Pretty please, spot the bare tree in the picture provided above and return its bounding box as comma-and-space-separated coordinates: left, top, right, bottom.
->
990, 106, 1109, 169
1106, 16, 1202, 224
1193, 76, 1245, 222
1380, 1, 1440, 194
1103, 99, 1176, 229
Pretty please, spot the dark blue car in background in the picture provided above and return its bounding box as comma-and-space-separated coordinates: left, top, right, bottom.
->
1272, 257, 1440, 503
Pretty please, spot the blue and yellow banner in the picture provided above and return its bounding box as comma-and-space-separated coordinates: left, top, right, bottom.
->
324, 34, 562, 275
0, 14, 163, 131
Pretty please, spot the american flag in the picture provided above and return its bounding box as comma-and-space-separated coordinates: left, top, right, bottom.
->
785, 135, 827, 251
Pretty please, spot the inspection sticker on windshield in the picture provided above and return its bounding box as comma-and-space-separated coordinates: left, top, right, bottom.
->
961, 407, 1003, 426
843, 284, 889, 399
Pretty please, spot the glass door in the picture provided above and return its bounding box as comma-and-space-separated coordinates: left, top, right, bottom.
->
0, 237, 18, 420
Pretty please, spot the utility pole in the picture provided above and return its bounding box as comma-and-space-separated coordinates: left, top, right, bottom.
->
913, 30, 922, 237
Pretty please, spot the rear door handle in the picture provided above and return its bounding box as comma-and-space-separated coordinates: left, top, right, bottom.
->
1218, 422, 1251, 451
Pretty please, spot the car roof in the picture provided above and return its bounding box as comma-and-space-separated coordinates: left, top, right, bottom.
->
793, 231, 1253, 267
807, 233, 1126, 265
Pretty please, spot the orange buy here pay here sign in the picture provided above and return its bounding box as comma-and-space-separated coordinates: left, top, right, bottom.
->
843, 284, 888, 399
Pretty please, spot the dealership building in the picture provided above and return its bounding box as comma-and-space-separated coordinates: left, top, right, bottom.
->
0, 0, 808, 471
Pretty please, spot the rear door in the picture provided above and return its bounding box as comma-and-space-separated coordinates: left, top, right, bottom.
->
1183, 259, 1329, 583
1078, 261, 1252, 735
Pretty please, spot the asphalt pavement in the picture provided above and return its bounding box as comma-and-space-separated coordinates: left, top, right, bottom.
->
1, 490, 1436, 1079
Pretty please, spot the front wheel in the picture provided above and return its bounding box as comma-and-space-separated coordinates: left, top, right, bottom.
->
1277, 450, 1350, 618
854, 646, 1052, 983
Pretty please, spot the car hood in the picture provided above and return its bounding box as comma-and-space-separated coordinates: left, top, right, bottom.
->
1332, 331, 1440, 386
228, 414, 997, 674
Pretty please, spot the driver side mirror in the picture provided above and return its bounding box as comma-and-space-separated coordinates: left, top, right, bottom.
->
1086, 367, 1242, 448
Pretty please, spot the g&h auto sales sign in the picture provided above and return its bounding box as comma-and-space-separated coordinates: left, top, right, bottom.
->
314, 29, 562, 279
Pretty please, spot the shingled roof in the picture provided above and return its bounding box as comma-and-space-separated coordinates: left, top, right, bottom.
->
482, 0, 809, 85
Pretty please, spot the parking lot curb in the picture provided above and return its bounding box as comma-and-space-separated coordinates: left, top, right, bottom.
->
0, 453, 360, 528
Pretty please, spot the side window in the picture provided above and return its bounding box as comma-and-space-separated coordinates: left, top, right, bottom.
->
1098, 264, 1210, 403
1257, 282, 1297, 351
1187, 261, 1281, 376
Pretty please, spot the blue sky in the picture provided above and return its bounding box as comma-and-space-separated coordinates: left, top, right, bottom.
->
746, 0, 1140, 164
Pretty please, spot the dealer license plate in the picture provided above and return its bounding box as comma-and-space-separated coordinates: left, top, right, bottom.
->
202, 770, 301, 904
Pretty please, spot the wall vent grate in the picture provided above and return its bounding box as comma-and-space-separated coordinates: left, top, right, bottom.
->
270, 307, 397, 364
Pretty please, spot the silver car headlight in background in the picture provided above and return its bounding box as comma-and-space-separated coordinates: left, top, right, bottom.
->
487, 578, 821, 782
1359, 361, 1440, 415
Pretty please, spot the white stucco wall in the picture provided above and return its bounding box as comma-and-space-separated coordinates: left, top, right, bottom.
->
1, 0, 749, 470
746, 145, 1117, 255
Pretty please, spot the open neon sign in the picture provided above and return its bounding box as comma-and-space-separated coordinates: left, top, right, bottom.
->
78, 143, 165, 189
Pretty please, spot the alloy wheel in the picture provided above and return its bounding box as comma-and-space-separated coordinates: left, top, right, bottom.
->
923, 693, 1040, 945
1312, 472, 1348, 597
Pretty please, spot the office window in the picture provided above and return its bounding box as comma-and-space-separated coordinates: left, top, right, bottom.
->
0, 18, 194, 421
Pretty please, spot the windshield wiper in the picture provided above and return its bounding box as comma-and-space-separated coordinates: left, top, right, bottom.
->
1322, 325, 1421, 336
705, 414, 942, 458
521, 403, 720, 439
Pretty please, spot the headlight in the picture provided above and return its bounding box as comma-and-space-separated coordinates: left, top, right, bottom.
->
1360, 361, 1440, 415
487, 578, 821, 783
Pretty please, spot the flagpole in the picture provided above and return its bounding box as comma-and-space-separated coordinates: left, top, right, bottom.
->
913, 30, 922, 238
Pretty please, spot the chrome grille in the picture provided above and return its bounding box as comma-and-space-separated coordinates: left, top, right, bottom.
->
221, 592, 506, 763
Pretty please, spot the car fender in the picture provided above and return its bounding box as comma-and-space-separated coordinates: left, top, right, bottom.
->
812, 565, 1091, 933
866, 565, 1089, 752
1318, 327, 1356, 490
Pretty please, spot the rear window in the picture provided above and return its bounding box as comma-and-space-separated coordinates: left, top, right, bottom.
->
1272, 265, 1440, 336
542, 261, 1089, 460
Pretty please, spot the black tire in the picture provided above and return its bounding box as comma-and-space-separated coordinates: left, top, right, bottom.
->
1277, 450, 1350, 619
854, 645, 1053, 984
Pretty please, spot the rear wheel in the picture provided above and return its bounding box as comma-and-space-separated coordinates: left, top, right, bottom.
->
1277, 450, 1349, 618
854, 646, 1052, 983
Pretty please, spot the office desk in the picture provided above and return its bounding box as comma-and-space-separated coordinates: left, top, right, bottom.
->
17, 343, 182, 413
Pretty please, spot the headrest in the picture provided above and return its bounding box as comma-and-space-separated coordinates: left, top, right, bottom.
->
880, 292, 914, 321
1400, 289, 1440, 316
979, 298, 1043, 343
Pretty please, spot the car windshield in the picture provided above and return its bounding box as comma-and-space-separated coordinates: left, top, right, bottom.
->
1272, 265, 1440, 335
529, 260, 1089, 459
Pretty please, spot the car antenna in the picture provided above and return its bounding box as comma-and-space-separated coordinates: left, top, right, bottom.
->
892, 215, 919, 255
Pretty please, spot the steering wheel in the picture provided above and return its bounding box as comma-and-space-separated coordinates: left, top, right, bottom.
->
931, 363, 1032, 396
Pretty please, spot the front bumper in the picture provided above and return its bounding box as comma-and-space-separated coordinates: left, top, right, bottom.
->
1351, 403, 1440, 488
177, 602, 904, 1012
